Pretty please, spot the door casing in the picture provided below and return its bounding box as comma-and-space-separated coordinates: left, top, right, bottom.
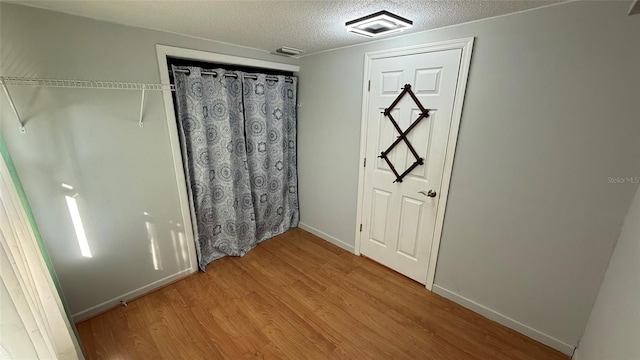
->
354, 38, 474, 290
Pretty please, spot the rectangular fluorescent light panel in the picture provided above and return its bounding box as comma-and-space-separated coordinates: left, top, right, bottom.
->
346, 10, 413, 37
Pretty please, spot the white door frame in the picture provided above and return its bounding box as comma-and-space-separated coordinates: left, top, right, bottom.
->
155, 44, 299, 271
354, 38, 474, 290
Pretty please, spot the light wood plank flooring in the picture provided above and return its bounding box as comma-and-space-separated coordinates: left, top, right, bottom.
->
77, 228, 569, 360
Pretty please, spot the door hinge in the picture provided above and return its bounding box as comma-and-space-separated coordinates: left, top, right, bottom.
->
363, 158, 366, 167
360, 224, 363, 232
368, 80, 371, 92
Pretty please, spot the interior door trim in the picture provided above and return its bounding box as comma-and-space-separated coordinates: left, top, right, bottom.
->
354, 38, 475, 290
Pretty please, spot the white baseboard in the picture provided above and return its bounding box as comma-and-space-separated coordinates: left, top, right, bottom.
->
432, 284, 576, 356
71, 267, 196, 322
572, 348, 579, 360
298, 222, 355, 253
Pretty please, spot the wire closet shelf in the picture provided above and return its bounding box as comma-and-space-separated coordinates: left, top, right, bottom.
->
0, 76, 175, 91
0, 76, 176, 133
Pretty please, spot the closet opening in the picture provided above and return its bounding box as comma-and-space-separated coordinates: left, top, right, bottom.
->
165, 55, 299, 271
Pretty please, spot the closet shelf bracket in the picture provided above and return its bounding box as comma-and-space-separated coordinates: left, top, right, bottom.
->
139, 87, 146, 128
0, 78, 27, 134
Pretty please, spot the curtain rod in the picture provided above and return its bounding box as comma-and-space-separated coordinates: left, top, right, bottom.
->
173, 69, 294, 83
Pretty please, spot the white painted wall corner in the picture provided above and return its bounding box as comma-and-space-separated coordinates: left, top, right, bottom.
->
298, 222, 356, 253
432, 284, 576, 356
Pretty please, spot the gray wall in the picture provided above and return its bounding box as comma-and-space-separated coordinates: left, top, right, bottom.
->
297, 0, 640, 350
0, 3, 298, 320
577, 186, 640, 359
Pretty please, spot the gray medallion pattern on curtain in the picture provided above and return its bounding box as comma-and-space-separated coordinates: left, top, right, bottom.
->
172, 66, 299, 270
243, 74, 299, 242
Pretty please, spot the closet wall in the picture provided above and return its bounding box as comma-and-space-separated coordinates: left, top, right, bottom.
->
0, 3, 299, 321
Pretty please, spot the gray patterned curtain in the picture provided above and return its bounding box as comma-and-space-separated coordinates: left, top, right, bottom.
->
242, 74, 299, 242
172, 66, 299, 270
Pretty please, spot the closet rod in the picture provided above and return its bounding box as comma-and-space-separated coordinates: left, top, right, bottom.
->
173, 69, 218, 76
173, 69, 294, 83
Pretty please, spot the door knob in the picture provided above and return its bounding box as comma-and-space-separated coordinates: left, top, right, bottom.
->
419, 190, 437, 197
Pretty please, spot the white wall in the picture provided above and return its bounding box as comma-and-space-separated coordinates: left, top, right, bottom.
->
576, 186, 640, 360
0, 3, 298, 321
297, 0, 640, 353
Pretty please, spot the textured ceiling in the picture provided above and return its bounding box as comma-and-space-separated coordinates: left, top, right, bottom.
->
10, 0, 562, 56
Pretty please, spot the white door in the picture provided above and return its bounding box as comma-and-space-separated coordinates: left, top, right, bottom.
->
360, 49, 462, 284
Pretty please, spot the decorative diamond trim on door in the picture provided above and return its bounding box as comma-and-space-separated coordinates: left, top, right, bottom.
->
378, 84, 432, 183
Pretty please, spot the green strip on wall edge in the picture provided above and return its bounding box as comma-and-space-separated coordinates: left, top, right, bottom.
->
0, 133, 83, 346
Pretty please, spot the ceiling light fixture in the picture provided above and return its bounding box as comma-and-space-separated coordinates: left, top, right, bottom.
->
346, 10, 413, 38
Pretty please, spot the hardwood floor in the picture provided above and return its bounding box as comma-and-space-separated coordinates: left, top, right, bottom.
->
77, 228, 568, 360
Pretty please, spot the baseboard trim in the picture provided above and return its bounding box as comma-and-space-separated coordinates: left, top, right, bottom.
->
72, 267, 196, 322
298, 222, 355, 253
432, 284, 575, 356
572, 348, 579, 360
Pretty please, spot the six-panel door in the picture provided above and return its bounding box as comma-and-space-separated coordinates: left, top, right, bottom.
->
360, 49, 462, 284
